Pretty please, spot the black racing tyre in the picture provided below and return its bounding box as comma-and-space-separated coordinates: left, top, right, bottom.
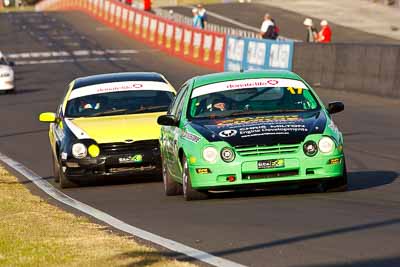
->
324, 161, 348, 192
59, 164, 79, 189
162, 158, 182, 196
52, 154, 60, 183
182, 155, 208, 201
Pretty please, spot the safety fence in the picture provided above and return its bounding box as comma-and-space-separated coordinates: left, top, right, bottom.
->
153, 7, 258, 39
36, 0, 227, 71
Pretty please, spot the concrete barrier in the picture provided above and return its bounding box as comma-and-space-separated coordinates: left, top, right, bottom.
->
293, 43, 400, 98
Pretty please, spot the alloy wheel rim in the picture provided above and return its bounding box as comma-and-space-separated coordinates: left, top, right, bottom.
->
162, 164, 167, 192
183, 161, 188, 196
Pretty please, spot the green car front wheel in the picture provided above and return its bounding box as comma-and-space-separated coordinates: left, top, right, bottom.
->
182, 155, 208, 201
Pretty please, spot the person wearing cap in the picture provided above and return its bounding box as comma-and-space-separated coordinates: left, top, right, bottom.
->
303, 18, 318, 43
317, 20, 332, 43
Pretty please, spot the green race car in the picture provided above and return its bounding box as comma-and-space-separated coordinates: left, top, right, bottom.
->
157, 70, 346, 200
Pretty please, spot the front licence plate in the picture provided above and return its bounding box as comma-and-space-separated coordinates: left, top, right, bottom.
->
257, 159, 285, 169
118, 154, 143, 164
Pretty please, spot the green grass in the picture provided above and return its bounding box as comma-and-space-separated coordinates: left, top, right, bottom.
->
0, 165, 196, 267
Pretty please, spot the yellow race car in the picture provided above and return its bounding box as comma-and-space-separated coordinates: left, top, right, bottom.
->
39, 72, 176, 188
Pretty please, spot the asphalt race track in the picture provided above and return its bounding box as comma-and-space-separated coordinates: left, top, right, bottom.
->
1, 10, 400, 267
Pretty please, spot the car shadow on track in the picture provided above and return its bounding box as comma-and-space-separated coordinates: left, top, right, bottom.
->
206, 170, 398, 201
115, 225, 400, 266
348, 170, 398, 191
74, 174, 163, 188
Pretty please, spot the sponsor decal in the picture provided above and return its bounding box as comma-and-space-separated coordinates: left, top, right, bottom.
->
257, 159, 285, 169
215, 115, 308, 138
119, 154, 143, 164
182, 131, 201, 143
64, 119, 91, 139
328, 120, 339, 135
68, 81, 172, 100
216, 115, 300, 127
196, 168, 211, 174
192, 78, 307, 98
239, 124, 308, 138
53, 124, 65, 141
219, 129, 237, 137
96, 83, 142, 93
287, 87, 303, 94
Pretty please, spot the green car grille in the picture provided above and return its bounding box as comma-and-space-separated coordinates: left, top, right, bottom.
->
243, 170, 299, 180
235, 144, 300, 157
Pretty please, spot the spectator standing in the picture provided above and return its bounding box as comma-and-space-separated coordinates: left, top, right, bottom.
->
260, 13, 278, 40
197, 4, 208, 29
192, 8, 201, 28
303, 18, 318, 42
317, 20, 332, 43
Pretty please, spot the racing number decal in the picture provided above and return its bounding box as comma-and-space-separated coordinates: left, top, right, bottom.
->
287, 87, 303, 95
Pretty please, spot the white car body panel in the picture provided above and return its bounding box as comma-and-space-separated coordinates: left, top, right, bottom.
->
0, 65, 14, 91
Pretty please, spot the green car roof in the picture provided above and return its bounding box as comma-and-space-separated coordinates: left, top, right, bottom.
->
192, 70, 303, 88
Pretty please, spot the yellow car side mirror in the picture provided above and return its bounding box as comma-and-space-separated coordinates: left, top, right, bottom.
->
39, 112, 57, 123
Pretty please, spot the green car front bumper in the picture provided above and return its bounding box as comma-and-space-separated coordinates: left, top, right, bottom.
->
188, 152, 345, 190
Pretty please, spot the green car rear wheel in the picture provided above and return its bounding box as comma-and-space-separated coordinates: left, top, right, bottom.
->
162, 158, 182, 196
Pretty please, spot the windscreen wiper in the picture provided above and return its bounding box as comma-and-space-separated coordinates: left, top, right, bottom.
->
229, 109, 307, 116
129, 105, 169, 114
90, 108, 129, 117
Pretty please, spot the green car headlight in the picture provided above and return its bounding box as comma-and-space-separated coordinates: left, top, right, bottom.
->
318, 136, 335, 154
221, 147, 235, 162
303, 141, 318, 157
203, 147, 218, 163
72, 143, 87, 159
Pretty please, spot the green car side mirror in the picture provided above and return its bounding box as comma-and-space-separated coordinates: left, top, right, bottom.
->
39, 112, 58, 123
157, 115, 178, 126
327, 101, 344, 114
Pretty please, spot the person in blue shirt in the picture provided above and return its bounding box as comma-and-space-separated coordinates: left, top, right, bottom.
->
192, 8, 201, 28
197, 4, 208, 29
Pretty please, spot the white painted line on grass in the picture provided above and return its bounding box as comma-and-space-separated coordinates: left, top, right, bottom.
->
0, 152, 246, 267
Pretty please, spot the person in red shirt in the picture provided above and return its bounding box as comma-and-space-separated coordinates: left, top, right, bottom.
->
317, 20, 332, 43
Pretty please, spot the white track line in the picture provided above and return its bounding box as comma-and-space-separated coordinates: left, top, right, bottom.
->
0, 152, 246, 267
15, 57, 131, 65
6, 49, 138, 59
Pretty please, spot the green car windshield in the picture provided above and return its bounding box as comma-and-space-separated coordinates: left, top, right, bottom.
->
189, 85, 320, 119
